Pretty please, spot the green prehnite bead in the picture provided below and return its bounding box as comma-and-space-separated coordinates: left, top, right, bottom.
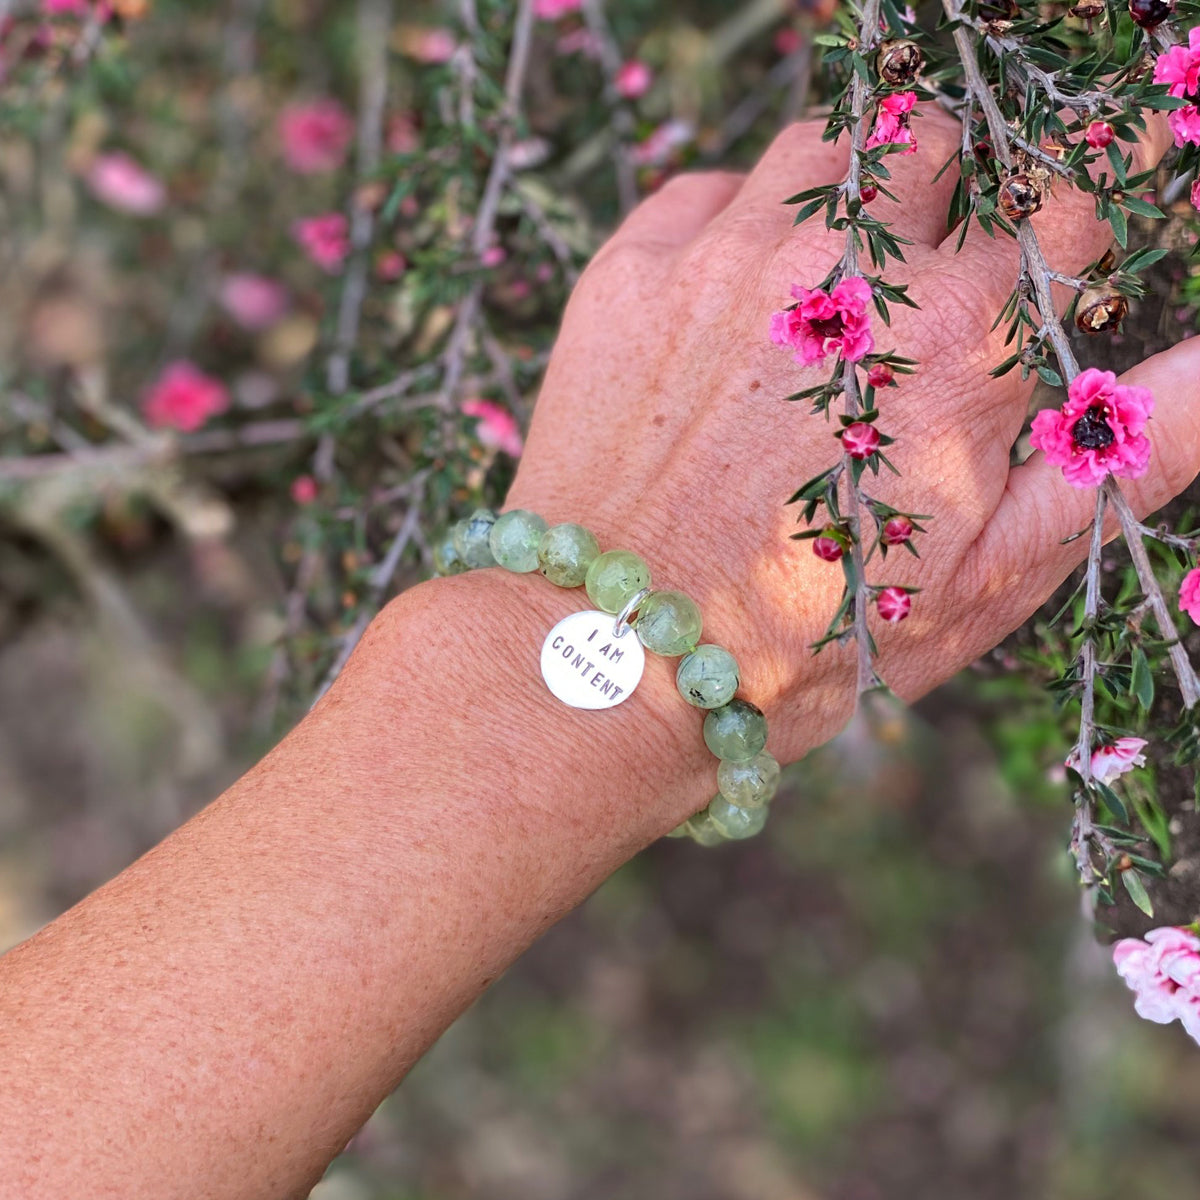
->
489, 509, 548, 573
676, 644, 740, 709
717, 751, 780, 809
537, 522, 599, 587
707, 795, 768, 840
685, 809, 726, 847
703, 699, 767, 762
636, 590, 702, 657
585, 549, 651, 614
665, 821, 692, 839
452, 508, 498, 569
432, 527, 468, 576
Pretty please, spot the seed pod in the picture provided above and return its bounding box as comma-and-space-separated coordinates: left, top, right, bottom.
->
1075, 285, 1129, 333
877, 39, 924, 86
998, 172, 1044, 221
1068, 0, 1106, 16
1128, 0, 1174, 26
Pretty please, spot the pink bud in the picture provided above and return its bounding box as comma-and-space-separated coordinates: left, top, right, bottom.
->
774, 27, 802, 55
812, 531, 844, 562
881, 516, 914, 546
1085, 120, 1114, 149
290, 475, 318, 505
615, 59, 653, 99
866, 363, 894, 389
876, 587, 912, 623
481, 245, 507, 268
842, 421, 880, 460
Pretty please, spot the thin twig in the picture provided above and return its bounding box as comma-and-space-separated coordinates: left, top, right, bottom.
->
579, 0, 638, 214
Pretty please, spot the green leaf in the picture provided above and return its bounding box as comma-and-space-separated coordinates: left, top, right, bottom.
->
1131, 646, 1155, 711
1121, 194, 1165, 219
1121, 868, 1154, 918
1109, 204, 1128, 248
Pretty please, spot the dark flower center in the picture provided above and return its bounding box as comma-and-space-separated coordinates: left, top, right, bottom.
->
809, 314, 845, 339
1071, 406, 1115, 451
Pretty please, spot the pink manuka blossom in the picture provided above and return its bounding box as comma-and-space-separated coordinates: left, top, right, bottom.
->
462, 398, 523, 458
143, 362, 229, 433
770, 276, 874, 366
866, 91, 917, 155
1028, 368, 1154, 488
293, 213, 350, 273
615, 59, 653, 99
1180, 567, 1200, 623
375, 250, 407, 281
278, 99, 353, 174
1113, 927, 1200, 1043
290, 475, 318, 505
407, 28, 457, 63
1191, 178, 1200, 212
219, 274, 289, 330
534, 0, 583, 17
86, 152, 165, 216
1154, 28, 1200, 147
1067, 736, 1148, 784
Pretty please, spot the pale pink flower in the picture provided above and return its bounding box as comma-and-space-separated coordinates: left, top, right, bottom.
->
770, 276, 875, 365
534, 0, 582, 17
219, 274, 289, 331
1028, 368, 1154, 488
290, 475, 318, 505
387, 113, 419, 155
408, 28, 456, 63
375, 250, 407, 281
1068, 736, 1148, 784
865, 91, 917, 155
480, 245, 507, 268
615, 59, 653, 99
1180, 567, 1200, 623
630, 118, 693, 167
462, 398, 523, 458
143, 362, 229, 433
876, 587, 911, 623
293, 213, 350, 273
278, 99, 353, 174
1154, 30, 1200, 147
1114, 927, 1200, 1042
86, 152, 165, 216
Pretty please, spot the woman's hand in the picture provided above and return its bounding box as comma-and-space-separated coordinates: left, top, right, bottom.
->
507, 106, 1200, 765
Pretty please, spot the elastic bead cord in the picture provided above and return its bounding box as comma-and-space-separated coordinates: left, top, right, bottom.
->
441, 509, 782, 845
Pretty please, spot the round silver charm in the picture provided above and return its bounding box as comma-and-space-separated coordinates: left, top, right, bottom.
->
540, 609, 645, 710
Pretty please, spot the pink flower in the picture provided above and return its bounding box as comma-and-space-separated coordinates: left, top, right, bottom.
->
630, 119, 693, 167
219, 274, 289, 331
387, 113, 419, 155
375, 250, 407, 281
1085, 121, 1114, 149
407, 28, 456, 64
290, 475, 318, 505
462, 398, 523, 458
143, 362, 229, 433
876, 587, 912, 623
534, 0, 582, 17
1154, 30, 1200, 147
1180, 567, 1200, 623
1068, 736, 1148, 783
774, 27, 802, 56
1028, 368, 1154, 488
86, 152, 165, 216
1192, 179, 1200, 211
480, 245, 507, 268
278, 99, 353, 174
770, 276, 875, 366
615, 59, 653, 99
293, 213, 350, 273
1114, 927, 1200, 1042
866, 91, 917, 155
842, 421, 881, 459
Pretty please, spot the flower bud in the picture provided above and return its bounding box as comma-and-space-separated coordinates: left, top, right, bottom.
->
1075, 285, 1129, 333
1128, 0, 1174, 27
876, 587, 912, 623
859, 180, 878, 204
866, 362, 894, 389
877, 39, 924, 87
997, 172, 1044, 221
812, 530, 845, 562
1085, 120, 1115, 149
1068, 0, 1106, 15
881, 516, 914, 546
842, 421, 881, 460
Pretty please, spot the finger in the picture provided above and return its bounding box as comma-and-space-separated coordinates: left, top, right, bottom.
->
964, 336, 1200, 625
942, 109, 1172, 303
865, 104, 965, 247
599, 170, 745, 255
721, 120, 850, 221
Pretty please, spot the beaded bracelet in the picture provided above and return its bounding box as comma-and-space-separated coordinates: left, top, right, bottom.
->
433, 508, 781, 846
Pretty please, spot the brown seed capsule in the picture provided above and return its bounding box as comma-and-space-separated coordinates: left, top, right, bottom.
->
1075, 285, 1129, 333
1128, 0, 1174, 27
1068, 0, 1106, 17
997, 172, 1044, 220
877, 39, 924, 86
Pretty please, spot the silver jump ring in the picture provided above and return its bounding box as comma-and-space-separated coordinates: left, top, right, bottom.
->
613, 587, 652, 639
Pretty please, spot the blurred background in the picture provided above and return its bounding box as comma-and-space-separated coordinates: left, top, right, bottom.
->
2, 0, 1200, 1196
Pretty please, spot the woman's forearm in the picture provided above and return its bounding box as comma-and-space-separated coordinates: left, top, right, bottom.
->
0, 569, 717, 1200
